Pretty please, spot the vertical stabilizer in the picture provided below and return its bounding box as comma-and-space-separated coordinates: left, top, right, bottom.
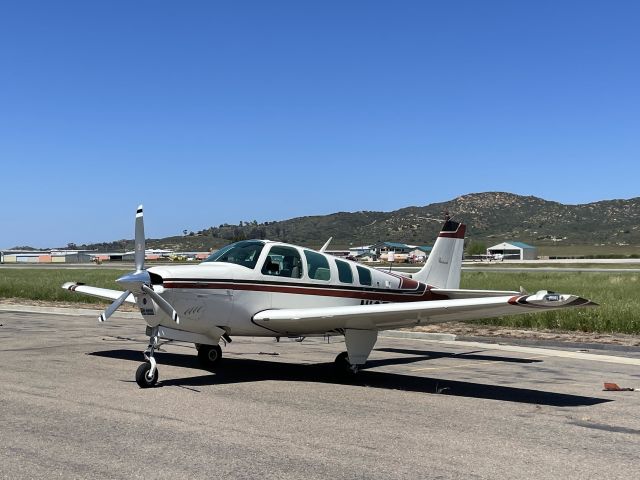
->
412, 220, 466, 288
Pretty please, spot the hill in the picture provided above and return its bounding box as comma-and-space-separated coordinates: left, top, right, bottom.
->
68, 192, 640, 252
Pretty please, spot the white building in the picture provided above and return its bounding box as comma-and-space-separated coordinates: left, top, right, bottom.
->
487, 241, 537, 260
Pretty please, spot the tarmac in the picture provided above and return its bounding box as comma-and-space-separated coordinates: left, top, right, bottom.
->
1, 306, 640, 479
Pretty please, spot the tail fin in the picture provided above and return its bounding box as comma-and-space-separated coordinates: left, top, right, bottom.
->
412, 219, 466, 288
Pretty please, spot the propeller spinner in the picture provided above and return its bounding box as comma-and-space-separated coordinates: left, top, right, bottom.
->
98, 205, 180, 324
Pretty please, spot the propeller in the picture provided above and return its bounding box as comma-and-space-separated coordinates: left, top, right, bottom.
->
98, 205, 180, 324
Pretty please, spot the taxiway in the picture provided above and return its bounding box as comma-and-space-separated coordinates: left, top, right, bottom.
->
1, 309, 639, 479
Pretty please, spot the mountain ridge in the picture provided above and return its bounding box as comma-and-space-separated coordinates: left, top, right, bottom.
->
32, 192, 640, 252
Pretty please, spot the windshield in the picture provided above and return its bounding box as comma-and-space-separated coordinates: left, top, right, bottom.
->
203, 240, 265, 269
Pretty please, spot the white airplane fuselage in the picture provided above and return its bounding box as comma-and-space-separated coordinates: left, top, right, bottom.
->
142, 242, 440, 339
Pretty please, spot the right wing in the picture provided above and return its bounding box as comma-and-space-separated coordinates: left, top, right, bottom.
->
252, 291, 595, 335
62, 282, 136, 304
430, 288, 521, 299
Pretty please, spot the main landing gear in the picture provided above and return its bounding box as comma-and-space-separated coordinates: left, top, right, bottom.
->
334, 351, 362, 374
334, 329, 378, 375
197, 344, 223, 370
334, 351, 360, 374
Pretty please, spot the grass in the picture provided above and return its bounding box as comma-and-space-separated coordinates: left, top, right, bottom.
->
1, 267, 639, 334
0, 268, 128, 304
536, 244, 640, 257
461, 271, 640, 334
463, 263, 640, 269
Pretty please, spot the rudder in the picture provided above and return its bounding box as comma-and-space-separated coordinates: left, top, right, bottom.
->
412, 219, 466, 288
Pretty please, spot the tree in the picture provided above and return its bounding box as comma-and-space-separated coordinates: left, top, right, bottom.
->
232, 227, 246, 242
466, 240, 487, 256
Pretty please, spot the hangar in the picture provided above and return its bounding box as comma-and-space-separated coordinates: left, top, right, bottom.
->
487, 241, 537, 260
0, 250, 93, 263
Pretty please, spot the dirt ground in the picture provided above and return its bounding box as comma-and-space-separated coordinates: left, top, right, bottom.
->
2, 298, 639, 347
411, 323, 640, 347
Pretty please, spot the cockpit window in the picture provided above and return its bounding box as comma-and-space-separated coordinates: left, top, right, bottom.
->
203, 240, 265, 269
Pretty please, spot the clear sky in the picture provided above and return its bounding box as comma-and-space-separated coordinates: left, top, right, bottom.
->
1, 1, 638, 248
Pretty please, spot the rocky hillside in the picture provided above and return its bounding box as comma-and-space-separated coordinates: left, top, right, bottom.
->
74, 192, 640, 251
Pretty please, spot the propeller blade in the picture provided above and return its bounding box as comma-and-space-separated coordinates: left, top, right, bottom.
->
135, 205, 145, 273
141, 284, 180, 324
99, 289, 131, 323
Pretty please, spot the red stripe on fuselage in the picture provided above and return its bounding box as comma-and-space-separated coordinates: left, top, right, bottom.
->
383, 271, 420, 290
162, 281, 448, 303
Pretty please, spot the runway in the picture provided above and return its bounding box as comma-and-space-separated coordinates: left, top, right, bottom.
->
1, 309, 639, 479
385, 265, 640, 274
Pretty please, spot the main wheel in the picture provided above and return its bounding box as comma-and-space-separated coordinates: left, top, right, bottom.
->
135, 362, 158, 388
198, 344, 222, 369
334, 351, 353, 373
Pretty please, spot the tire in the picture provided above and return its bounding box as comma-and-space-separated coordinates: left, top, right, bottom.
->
197, 344, 222, 369
135, 362, 158, 388
334, 351, 352, 373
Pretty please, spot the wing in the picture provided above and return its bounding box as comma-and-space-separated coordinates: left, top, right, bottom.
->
62, 282, 136, 304
430, 288, 521, 299
252, 291, 595, 335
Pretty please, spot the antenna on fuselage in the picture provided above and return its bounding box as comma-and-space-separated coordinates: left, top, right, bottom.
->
320, 237, 332, 253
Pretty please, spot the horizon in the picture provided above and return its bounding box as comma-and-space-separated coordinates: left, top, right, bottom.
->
1, 1, 639, 247
3, 190, 638, 250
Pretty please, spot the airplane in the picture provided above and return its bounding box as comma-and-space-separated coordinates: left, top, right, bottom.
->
467, 253, 520, 262
62, 206, 596, 388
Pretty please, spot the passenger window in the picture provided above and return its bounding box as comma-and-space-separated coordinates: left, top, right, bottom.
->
304, 250, 331, 281
356, 265, 372, 286
261, 246, 303, 278
336, 259, 353, 284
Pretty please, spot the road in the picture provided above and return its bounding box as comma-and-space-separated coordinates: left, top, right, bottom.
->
1, 309, 639, 479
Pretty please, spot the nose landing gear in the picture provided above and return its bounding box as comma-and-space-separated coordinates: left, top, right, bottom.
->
135, 327, 160, 388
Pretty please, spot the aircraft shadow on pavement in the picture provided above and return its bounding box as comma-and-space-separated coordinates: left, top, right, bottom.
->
90, 349, 609, 407
371, 347, 543, 366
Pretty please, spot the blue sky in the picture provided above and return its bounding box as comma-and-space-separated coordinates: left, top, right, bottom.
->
1, 1, 638, 247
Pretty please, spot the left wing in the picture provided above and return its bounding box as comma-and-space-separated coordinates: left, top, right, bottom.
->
252, 291, 595, 335
62, 282, 136, 304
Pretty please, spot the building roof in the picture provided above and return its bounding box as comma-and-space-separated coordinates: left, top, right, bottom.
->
488, 241, 536, 250
510, 242, 536, 249
373, 241, 410, 249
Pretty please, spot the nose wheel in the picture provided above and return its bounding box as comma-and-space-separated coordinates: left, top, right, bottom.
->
136, 361, 158, 388
136, 327, 160, 388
